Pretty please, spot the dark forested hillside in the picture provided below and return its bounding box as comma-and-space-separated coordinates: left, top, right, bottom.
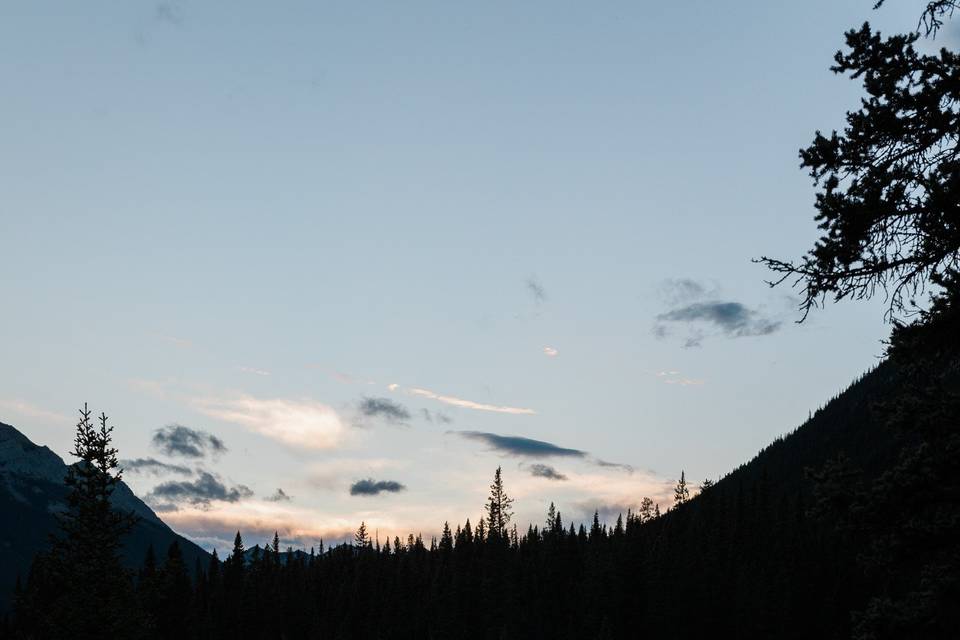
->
10, 314, 956, 639
0, 423, 209, 615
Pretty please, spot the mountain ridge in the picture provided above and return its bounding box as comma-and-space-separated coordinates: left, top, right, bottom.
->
0, 420, 210, 612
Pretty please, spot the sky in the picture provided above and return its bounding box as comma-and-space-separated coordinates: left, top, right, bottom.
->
0, 0, 938, 551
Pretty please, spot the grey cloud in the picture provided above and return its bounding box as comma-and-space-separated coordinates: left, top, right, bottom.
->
121, 457, 191, 476
655, 301, 781, 344
454, 431, 632, 471
155, 2, 185, 26
421, 408, 453, 424
152, 424, 226, 459
528, 463, 567, 481
659, 278, 712, 303
265, 488, 292, 502
147, 471, 252, 510
594, 459, 635, 473
526, 277, 547, 304
349, 478, 406, 496
455, 431, 587, 459
358, 397, 411, 425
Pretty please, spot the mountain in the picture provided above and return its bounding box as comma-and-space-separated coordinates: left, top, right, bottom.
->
0, 421, 209, 612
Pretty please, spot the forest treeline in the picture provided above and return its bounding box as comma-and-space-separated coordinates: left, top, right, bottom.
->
6, 2, 960, 638
6, 292, 959, 639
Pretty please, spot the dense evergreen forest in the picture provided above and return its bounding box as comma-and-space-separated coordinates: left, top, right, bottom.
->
5, 2, 960, 638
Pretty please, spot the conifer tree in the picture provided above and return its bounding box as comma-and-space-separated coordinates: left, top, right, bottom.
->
484, 466, 514, 540
158, 541, 191, 639
225, 530, 245, 598
674, 471, 690, 505
590, 511, 603, 541
639, 496, 655, 523
440, 522, 454, 552
25, 404, 141, 638
208, 548, 221, 586
355, 521, 370, 548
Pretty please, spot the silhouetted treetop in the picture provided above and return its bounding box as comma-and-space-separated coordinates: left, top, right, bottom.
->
874, 0, 958, 36
760, 22, 960, 319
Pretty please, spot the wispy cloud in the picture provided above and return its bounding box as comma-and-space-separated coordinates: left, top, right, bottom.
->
657, 301, 781, 339
397, 386, 535, 416
594, 459, 635, 473
420, 409, 453, 425
526, 277, 547, 304
652, 370, 705, 386
528, 463, 567, 481
239, 366, 271, 377
152, 424, 227, 459
155, 2, 185, 27
122, 457, 192, 476
654, 278, 781, 347
331, 371, 377, 386
155, 333, 191, 348
128, 378, 173, 398
265, 488, 292, 502
193, 394, 346, 450
654, 279, 782, 347
146, 471, 253, 512
455, 431, 586, 458
349, 479, 406, 496
543, 346, 559, 357
454, 431, 633, 472
0, 399, 70, 424
663, 378, 704, 386
658, 278, 717, 304
358, 397, 411, 426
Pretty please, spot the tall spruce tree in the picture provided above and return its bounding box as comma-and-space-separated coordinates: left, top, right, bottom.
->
355, 521, 370, 548
15, 405, 140, 638
674, 471, 690, 506
484, 466, 514, 540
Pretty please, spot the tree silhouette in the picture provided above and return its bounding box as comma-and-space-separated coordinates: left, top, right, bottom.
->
15, 404, 140, 638
759, 23, 960, 319
875, 0, 959, 36
355, 521, 370, 548
674, 471, 690, 506
484, 466, 514, 541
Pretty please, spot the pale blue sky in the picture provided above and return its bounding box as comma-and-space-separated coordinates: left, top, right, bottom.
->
0, 1, 930, 550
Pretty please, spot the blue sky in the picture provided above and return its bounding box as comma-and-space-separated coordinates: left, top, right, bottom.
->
0, 1, 932, 550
